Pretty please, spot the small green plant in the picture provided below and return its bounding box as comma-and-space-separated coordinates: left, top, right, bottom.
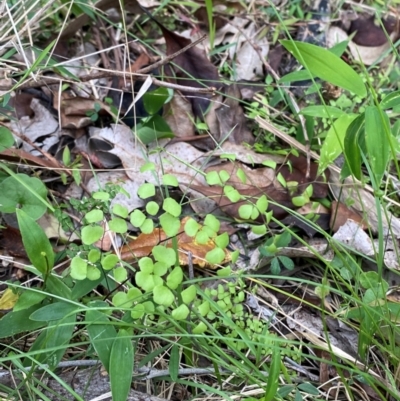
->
135, 87, 174, 144
259, 231, 294, 274
85, 102, 101, 122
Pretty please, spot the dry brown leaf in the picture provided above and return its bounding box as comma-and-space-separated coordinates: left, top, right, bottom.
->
151, 16, 221, 118
190, 184, 293, 221
191, 155, 329, 221
9, 98, 59, 153
205, 161, 275, 190
163, 91, 195, 138
349, 16, 399, 47
0, 148, 59, 170
214, 84, 254, 145
327, 25, 395, 66
0, 226, 27, 258
120, 217, 230, 269
330, 201, 366, 232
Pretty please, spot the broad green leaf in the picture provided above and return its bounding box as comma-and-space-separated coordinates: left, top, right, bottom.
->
342, 114, 365, 180
71, 276, 104, 299
319, 114, 358, 173
206, 247, 225, 265
279, 69, 314, 83
300, 105, 345, 119
0, 305, 45, 338
215, 232, 229, 248
137, 115, 174, 144
166, 266, 183, 290
101, 254, 119, 270
365, 106, 390, 184
138, 183, 155, 199
159, 213, 180, 236
204, 214, 220, 232
153, 261, 170, 276
46, 274, 72, 299
87, 266, 101, 280
114, 266, 127, 282
143, 87, 169, 115
27, 313, 76, 369
141, 218, 154, 233
130, 209, 146, 227
136, 125, 174, 144
112, 292, 132, 307
192, 322, 207, 334
14, 290, 46, 311
169, 344, 180, 381
380, 90, 400, 110
86, 309, 117, 372
131, 304, 145, 319
298, 382, 320, 395
81, 225, 104, 245
281, 40, 366, 98
70, 256, 88, 280
278, 256, 294, 270
0, 174, 48, 219
110, 330, 134, 401
171, 304, 190, 320
85, 209, 103, 223
0, 127, 14, 151
162, 174, 179, 187
181, 285, 197, 304
136, 272, 157, 292
108, 217, 128, 234
278, 41, 348, 84
263, 344, 281, 401
16, 209, 54, 275
184, 217, 200, 237
30, 302, 80, 321
224, 185, 241, 202
146, 201, 159, 216
112, 204, 128, 218
239, 204, 254, 220
153, 285, 175, 306
153, 245, 176, 266
162, 197, 181, 217
251, 224, 267, 235
206, 171, 222, 185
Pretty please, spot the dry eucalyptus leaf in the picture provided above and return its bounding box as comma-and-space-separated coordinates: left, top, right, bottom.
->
163, 91, 195, 138
205, 161, 275, 190
327, 26, 393, 66
9, 99, 59, 153
332, 219, 375, 256
208, 142, 285, 165
330, 201, 366, 232
328, 168, 400, 236
229, 23, 269, 81
120, 217, 230, 268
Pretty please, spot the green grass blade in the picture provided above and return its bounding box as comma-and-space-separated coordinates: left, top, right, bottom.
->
85, 309, 117, 373
281, 40, 367, 98
263, 345, 281, 401
110, 329, 134, 401
16, 209, 54, 275
365, 105, 390, 183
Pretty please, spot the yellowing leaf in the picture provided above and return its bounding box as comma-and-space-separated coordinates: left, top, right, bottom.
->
0, 288, 19, 310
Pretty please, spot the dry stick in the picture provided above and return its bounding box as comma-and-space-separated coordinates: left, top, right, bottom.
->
0, 35, 215, 94
221, 16, 311, 177
6, 128, 91, 195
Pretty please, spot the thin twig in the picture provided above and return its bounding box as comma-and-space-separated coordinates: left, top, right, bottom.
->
0, 35, 213, 94
6, 127, 91, 195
